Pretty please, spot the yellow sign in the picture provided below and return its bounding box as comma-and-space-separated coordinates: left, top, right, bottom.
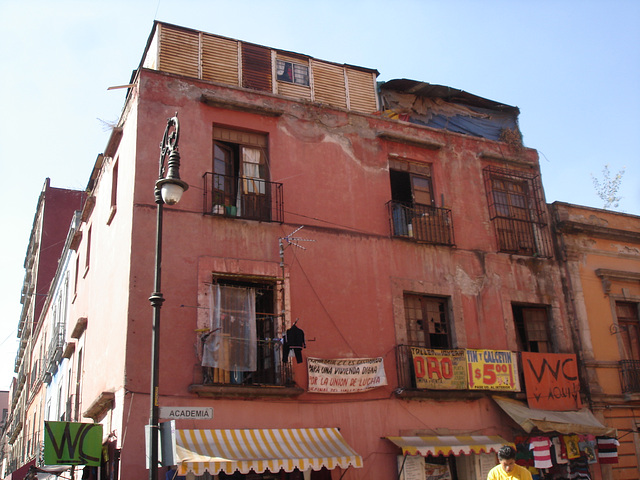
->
466, 349, 520, 391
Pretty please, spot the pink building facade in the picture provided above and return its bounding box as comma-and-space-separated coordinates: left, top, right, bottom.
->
5, 22, 620, 480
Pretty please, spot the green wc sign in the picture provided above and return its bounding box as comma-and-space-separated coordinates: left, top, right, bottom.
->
44, 422, 103, 466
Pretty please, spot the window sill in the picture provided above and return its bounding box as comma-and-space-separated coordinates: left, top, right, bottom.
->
189, 383, 304, 399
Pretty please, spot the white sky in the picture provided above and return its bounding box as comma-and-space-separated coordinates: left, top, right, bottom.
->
0, 0, 638, 390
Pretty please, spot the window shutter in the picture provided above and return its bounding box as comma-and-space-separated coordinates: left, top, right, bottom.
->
241, 43, 272, 92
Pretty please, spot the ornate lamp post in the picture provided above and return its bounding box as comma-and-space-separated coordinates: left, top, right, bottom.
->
149, 114, 188, 480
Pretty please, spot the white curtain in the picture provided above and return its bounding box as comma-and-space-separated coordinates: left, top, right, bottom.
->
202, 284, 257, 371
242, 147, 265, 194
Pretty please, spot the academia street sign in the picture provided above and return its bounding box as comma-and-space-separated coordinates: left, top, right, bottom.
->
158, 406, 213, 420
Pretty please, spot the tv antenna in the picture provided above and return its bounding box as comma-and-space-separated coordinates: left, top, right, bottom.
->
278, 226, 314, 319
279, 225, 314, 255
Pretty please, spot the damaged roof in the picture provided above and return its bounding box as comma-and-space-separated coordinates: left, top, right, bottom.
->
380, 79, 519, 114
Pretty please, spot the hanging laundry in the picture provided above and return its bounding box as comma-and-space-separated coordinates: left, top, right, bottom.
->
529, 436, 553, 469
515, 441, 534, 467
579, 435, 597, 464
596, 436, 619, 464
563, 435, 581, 460
551, 436, 568, 464
282, 323, 306, 364
571, 456, 591, 480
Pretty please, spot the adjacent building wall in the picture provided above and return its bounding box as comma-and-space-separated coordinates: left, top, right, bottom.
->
552, 202, 640, 479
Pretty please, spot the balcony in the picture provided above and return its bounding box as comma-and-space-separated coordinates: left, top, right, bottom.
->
7, 408, 23, 444
45, 323, 65, 376
388, 201, 454, 246
190, 340, 302, 398
620, 360, 640, 394
203, 172, 283, 223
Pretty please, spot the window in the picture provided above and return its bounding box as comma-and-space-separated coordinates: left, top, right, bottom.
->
616, 302, 640, 394
483, 166, 552, 257
388, 160, 453, 245
74, 256, 80, 298
404, 294, 451, 349
84, 226, 91, 275
513, 305, 551, 352
276, 59, 310, 86
617, 302, 640, 360
204, 126, 283, 222
107, 159, 118, 225
202, 277, 286, 386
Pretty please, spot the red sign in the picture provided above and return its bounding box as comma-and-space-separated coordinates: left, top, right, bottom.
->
522, 352, 582, 411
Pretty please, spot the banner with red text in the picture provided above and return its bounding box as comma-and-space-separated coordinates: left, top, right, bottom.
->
307, 357, 387, 393
522, 352, 582, 410
410, 347, 467, 389
466, 349, 520, 391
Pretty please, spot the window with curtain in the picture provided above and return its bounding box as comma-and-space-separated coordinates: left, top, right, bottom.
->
201, 278, 282, 386
206, 126, 279, 221
203, 284, 257, 373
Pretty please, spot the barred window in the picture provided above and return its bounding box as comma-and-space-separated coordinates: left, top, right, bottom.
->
513, 305, 551, 352
483, 166, 552, 257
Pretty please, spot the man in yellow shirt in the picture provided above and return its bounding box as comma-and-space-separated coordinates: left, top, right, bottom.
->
487, 445, 533, 480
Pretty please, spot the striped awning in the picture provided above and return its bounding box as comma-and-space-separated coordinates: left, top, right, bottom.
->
175, 428, 363, 475
385, 435, 510, 457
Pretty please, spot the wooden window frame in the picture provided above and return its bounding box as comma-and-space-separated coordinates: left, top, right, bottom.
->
512, 305, 551, 352
403, 293, 451, 349
276, 59, 310, 86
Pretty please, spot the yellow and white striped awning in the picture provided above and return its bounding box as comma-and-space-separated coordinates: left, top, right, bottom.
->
175, 427, 363, 475
385, 435, 510, 457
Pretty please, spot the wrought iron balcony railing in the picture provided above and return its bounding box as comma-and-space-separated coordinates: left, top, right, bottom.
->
202, 339, 293, 387
46, 323, 65, 376
620, 360, 640, 394
203, 172, 283, 223
396, 344, 421, 390
388, 201, 455, 246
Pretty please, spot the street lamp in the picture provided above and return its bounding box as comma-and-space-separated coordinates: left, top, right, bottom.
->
149, 114, 188, 480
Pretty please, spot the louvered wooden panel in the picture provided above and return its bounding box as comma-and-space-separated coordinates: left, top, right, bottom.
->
158, 24, 200, 78
241, 43, 272, 92
202, 34, 239, 86
276, 82, 312, 101
312, 61, 347, 109
213, 127, 267, 148
347, 69, 378, 113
